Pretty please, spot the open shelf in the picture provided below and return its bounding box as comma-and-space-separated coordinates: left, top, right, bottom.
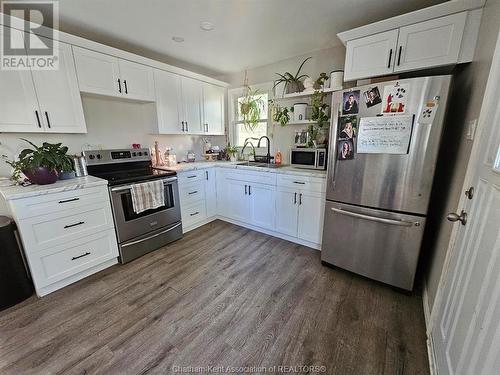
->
274, 87, 337, 100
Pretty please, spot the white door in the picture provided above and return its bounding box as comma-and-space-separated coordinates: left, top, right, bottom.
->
297, 190, 325, 244
202, 83, 225, 135
205, 168, 217, 218
72, 46, 121, 97
344, 29, 399, 81
0, 27, 41, 133
153, 69, 183, 134
275, 187, 299, 237
249, 183, 275, 230
225, 179, 249, 222
118, 59, 155, 101
395, 12, 467, 73
431, 32, 500, 375
180, 76, 203, 134
31, 39, 87, 133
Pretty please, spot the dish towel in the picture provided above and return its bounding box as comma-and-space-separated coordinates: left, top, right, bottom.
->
130, 180, 165, 214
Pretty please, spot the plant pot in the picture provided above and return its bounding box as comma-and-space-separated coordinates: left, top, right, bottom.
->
230, 155, 237, 162
23, 167, 59, 185
240, 103, 250, 115
286, 81, 304, 94
59, 170, 76, 180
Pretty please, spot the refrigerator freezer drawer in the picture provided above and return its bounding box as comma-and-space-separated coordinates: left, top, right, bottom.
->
321, 201, 425, 290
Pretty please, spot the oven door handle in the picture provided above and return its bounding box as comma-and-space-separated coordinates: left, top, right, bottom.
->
121, 222, 182, 248
110, 177, 178, 192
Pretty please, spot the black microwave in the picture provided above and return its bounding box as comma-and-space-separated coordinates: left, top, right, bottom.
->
290, 148, 327, 170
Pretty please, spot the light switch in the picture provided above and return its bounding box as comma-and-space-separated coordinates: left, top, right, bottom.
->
466, 119, 477, 140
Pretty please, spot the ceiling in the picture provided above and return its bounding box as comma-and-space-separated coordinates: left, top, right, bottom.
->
56, 0, 447, 76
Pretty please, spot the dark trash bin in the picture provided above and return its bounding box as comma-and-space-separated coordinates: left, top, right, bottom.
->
0, 216, 33, 311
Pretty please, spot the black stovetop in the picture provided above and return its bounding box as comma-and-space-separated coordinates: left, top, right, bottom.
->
87, 161, 176, 186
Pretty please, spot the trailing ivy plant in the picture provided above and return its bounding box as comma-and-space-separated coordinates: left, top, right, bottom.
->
239, 86, 265, 132
307, 91, 330, 146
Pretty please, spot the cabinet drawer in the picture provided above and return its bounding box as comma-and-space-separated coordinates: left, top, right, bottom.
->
181, 200, 207, 228
28, 229, 118, 288
277, 174, 326, 193
18, 202, 115, 252
221, 169, 276, 186
179, 181, 205, 206
178, 169, 208, 183
10, 185, 109, 219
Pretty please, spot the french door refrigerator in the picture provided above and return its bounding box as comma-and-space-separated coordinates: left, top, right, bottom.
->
321, 76, 451, 290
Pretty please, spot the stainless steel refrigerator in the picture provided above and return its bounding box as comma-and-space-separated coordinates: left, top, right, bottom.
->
321, 76, 451, 290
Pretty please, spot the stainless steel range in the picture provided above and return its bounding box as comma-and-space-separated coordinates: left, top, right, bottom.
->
84, 148, 182, 263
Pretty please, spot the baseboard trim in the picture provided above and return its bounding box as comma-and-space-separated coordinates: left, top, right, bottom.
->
427, 333, 438, 375
423, 279, 437, 375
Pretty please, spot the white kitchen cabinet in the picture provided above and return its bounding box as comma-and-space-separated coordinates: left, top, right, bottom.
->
249, 183, 275, 231
154, 69, 183, 134
117, 59, 155, 101
344, 29, 399, 82
180, 76, 203, 134
202, 83, 225, 135
225, 179, 250, 222
394, 12, 467, 73
205, 169, 217, 218
297, 190, 324, 244
73, 46, 121, 97
275, 187, 299, 237
73, 46, 154, 101
31, 39, 87, 133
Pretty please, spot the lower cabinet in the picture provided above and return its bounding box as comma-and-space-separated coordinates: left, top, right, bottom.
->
249, 183, 276, 231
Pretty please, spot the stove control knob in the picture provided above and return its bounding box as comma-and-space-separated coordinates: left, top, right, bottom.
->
132, 152, 137, 157
144, 151, 148, 156
96, 154, 102, 160
89, 154, 95, 160
138, 152, 143, 156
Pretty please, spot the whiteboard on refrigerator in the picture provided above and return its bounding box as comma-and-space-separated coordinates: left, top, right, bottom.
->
357, 115, 414, 154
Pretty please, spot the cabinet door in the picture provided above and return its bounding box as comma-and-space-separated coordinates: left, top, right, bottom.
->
249, 183, 275, 231
31, 40, 87, 133
202, 83, 225, 135
73, 46, 121, 97
205, 169, 217, 218
344, 29, 399, 81
180, 76, 203, 134
297, 191, 325, 244
0, 27, 41, 132
118, 59, 155, 101
394, 12, 467, 73
225, 179, 249, 222
275, 187, 299, 237
153, 69, 183, 134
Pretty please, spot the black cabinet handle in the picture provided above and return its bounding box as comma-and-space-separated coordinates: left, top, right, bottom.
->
190, 211, 199, 216
64, 221, 85, 229
397, 46, 402, 66
387, 49, 393, 69
299, 193, 302, 205
185, 122, 188, 132
294, 192, 297, 204
72, 252, 90, 261
245, 185, 247, 195
187, 175, 196, 179
188, 191, 198, 195
205, 170, 208, 180
293, 181, 306, 185
181, 121, 185, 131
124, 79, 128, 94
58, 197, 80, 204
249, 185, 251, 195
35, 110, 42, 128
118, 79, 122, 93
45, 111, 51, 128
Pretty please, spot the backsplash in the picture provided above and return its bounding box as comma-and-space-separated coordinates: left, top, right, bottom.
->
0, 95, 227, 178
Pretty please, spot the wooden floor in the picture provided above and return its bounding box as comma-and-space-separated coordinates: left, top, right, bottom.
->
0, 220, 429, 375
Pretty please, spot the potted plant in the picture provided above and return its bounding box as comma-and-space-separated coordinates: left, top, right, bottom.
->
2, 140, 74, 185
273, 57, 311, 96
239, 86, 265, 132
308, 91, 331, 147
314, 72, 329, 90
269, 99, 291, 126
226, 143, 238, 162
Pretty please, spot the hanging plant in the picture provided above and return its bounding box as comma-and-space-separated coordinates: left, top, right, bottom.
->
239, 71, 265, 131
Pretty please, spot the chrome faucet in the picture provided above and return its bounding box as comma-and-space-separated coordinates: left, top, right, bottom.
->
257, 136, 271, 163
240, 138, 257, 160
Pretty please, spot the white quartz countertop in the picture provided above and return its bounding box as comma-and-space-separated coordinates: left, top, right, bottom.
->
0, 175, 108, 200
156, 161, 327, 178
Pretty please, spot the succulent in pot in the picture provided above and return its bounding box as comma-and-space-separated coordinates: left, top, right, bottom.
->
2, 139, 74, 185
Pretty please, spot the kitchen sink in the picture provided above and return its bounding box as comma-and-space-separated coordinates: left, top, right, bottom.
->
236, 161, 282, 168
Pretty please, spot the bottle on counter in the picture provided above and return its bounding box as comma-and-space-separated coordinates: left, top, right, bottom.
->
275, 150, 282, 165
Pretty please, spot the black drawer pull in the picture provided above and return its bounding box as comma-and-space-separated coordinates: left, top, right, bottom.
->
72, 252, 91, 261
187, 175, 197, 179
293, 181, 306, 185
188, 191, 198, 195
58, 197, 80, 204
190, 211, 199, 216
64, 221, 85, 229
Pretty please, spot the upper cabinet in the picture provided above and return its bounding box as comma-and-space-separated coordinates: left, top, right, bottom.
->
154, 69, 183, 134
73, 47, 155, 101
343, 11, 476, 81
202, 83, 225, 135
0, 27, 86, 134
180, 76, 203, 134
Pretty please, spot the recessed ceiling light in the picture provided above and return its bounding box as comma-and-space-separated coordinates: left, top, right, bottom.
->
200, 21, 214, 31
172, 36, 184, 42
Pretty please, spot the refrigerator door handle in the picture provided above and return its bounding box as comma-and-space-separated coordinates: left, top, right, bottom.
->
329, 101, 341, 188
330, 207, 420, 227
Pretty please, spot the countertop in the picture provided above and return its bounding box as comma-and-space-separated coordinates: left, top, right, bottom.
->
0, 175, 108, 201
156, 161, 327, 178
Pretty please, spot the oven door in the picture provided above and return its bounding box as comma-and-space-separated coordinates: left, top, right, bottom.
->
110, 177, 181, 243
291, 149, 317, 169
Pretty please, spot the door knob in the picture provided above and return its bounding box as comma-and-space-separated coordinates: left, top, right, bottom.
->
465, 186, 474, 200
447, 210, 467, 225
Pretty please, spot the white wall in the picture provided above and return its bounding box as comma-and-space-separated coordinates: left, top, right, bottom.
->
0, 95, 227, 178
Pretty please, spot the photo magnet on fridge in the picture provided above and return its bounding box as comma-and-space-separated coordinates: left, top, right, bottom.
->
338, 139, 354, 160
338, 115, 357, 140
363, 86, 382, 108
382, 83, 409, 114
342, 90, 360, 115
418, 100, 439, 124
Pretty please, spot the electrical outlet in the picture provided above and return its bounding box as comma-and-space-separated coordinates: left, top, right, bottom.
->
466, 119, 477, 140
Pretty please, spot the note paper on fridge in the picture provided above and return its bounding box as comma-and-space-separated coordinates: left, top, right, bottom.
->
357, 115, 414, 154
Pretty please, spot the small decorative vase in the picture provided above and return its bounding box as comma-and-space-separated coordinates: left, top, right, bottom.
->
23, 167, 59, 185
230, 155, 237, 162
